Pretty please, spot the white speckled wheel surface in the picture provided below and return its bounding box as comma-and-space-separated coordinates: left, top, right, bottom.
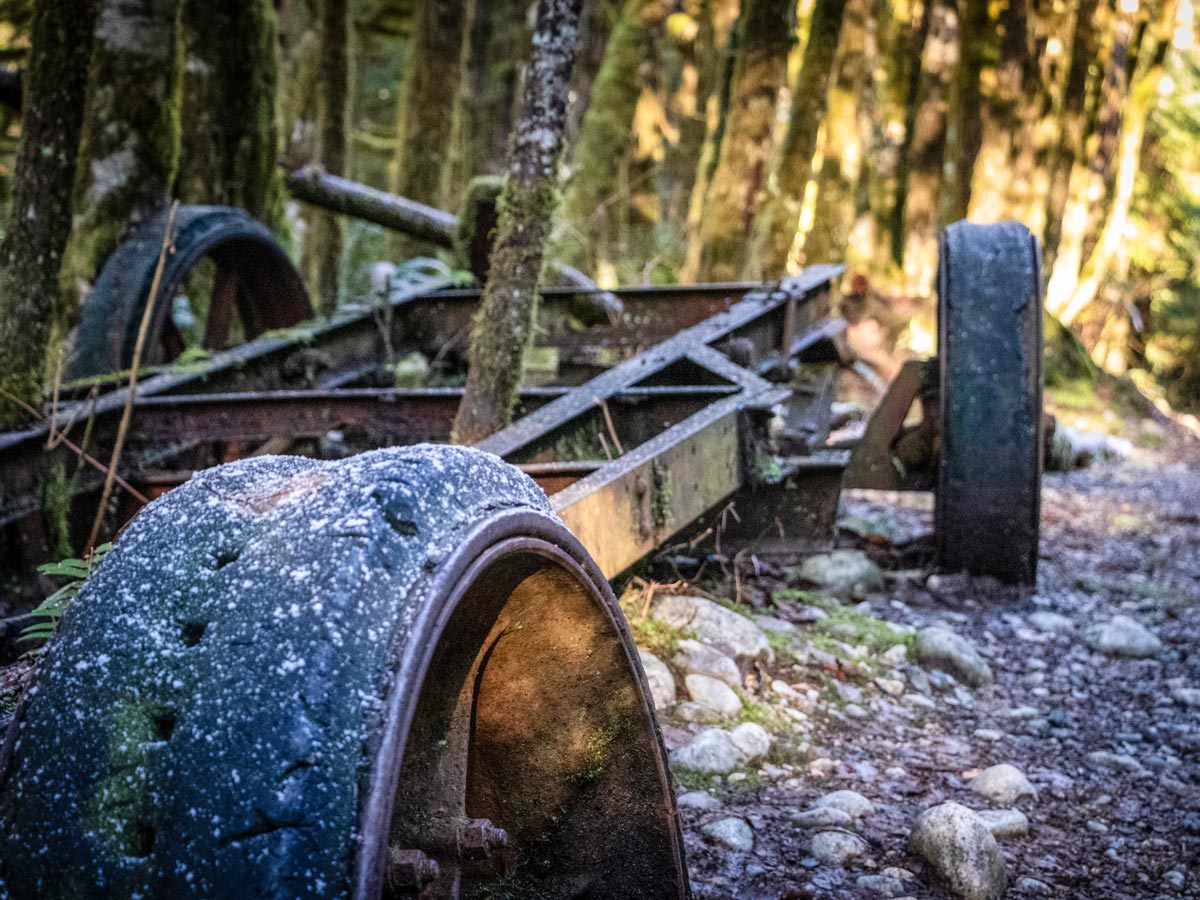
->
0, 446, 689, 899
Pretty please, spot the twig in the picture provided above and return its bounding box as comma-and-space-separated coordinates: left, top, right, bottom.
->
45, 346, 64, 450
86, 200, 179, 551
0, 387, 148, 505
594, 395, 625, 456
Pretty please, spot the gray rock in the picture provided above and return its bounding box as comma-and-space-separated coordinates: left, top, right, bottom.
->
1085, 750, 1145, 773
673, 638, 741, 688
638, 649, 676, 710
813, 789, 874, 819
652, 595, 772, 659
856, 873, 907, 897
729, 722, 771, 763
1015, 876, 1051, 894
810, 830, 867, 866
967, 764, 1037, 805
672, 700, 722, 724
677, 790, 722, 810
1083, 615, 1163, 658
916, 627, 993, 687
669, 728, 740, 774
701, 816, 753, 852
908, 802, 1007, 900
754, 614, 798, 633
976, 808, 1029, 839
1027, 611, 1074, 634
796, 550, 884, 598
789, 806, 855, 829
685, 673, 743, 716
1171, 687, 1200, 708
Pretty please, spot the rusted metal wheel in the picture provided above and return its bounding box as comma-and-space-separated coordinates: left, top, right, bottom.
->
0, 446, 689, 899
68, 205, 312, 380
936, 220, 1044, 585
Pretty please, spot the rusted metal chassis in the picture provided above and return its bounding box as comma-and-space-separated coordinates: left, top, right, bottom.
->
0, 273, 842, 578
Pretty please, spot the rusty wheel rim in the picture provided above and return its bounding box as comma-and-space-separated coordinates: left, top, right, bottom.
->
354, 511, 689, 900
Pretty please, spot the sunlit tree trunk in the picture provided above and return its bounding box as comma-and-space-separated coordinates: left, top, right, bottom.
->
60, 0, 183, 318
1059, 0, 1177, 327
1046, 3, 1136, 317
1042, 0, 1101, 270
938, 0, 987, 225
557, 0, 666, 273
746, 0, 848, 278
802, 0, 871, 268
454, 0, 585, 443
177, 0, 285, 229
0, 0, 98, 428
686, 0, 793, 281
887, 0, 932, 271
898, 0, 957, 293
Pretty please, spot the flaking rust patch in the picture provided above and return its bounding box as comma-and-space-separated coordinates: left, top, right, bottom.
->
205, 469, 328, 514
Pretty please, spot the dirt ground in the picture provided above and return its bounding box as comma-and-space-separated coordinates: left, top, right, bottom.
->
674, 437, 1200, 899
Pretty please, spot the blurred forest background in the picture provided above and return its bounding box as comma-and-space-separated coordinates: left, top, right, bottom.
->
0, 0, 1197, 421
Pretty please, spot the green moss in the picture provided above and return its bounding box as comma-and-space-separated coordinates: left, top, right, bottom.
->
776, 588, 915, 660
624, 614, 689, 659
651, 461, 673, 530
455, 175, 504, 278
40, 461, 74, 560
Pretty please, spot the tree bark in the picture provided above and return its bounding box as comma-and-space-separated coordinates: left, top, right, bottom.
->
897, 0, 958, 294
0, 0, 98, 428
686, 0, 793, 281
309, 0, 353, 315
177, 0, 284, 228
887, 0, 933, 271
458, 0, 529, 182
389, 0, 469, 220
454, 0, 586, 444
938, 0, 988, 225
745, 0, 847, 279
557, 0, 666, 273
61, 0, 184, 316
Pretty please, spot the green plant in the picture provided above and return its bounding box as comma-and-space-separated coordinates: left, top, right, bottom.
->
18, 543, 111, 655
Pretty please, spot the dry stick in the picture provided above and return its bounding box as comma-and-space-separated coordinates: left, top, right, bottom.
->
0, 387, 149, 505
594, 395, 625, 456
86, 200, 180, 551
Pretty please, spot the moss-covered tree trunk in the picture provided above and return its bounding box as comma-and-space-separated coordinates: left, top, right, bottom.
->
308, 0, 352, 315
1046, 4, 1136, 317
458, 0, 529, 181
685, 0, 793, 281
1058, 0, 1177, 326
177, 0, 284, 228
61, 0, 184, 315
389, 0, 469, 233
1041, 0, 1101, 270
454, 0, 585, 444
744, 0, 846, 279
897, 0, 957, 293
937, 0, 987, 225
793, 0, 867, 269
0, 0, 98, 428
557, 0, 666, 273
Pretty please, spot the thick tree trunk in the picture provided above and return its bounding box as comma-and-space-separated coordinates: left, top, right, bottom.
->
686, 0, 793, 281
308, 0, 353, 315
1042, 0, 1101, 269
897, 0, 957, 294
454, 0, 586, 444
61, 0, 184, 315
177, 0, 284, 228
1059, 0, 1177, 327
459, 0, 529, 181
887, 0, 932, 271
557, 0, 666, 273
937, 0, 987, 225
745, 0, 847, 279
389, 0, 469, 221
0, 0, 98, 428
794, 0, 867, 270
1046, 4, 1136, 317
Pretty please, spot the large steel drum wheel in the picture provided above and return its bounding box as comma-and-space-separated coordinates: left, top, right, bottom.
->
68, 205, 312, 380
936, 220, 1043, 585
0, 446, 689, 899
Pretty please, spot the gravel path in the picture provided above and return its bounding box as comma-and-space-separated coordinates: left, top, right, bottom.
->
671, 449, 1200, 899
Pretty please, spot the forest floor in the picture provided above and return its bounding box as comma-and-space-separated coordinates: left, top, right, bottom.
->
661, 425, 1200, 899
